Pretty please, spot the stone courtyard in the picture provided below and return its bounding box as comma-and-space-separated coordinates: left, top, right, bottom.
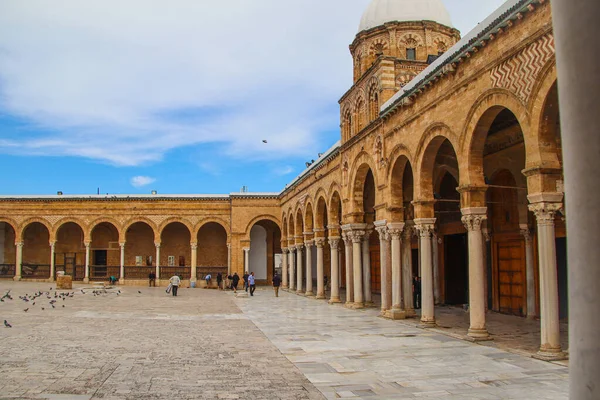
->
0, 281, 568, 399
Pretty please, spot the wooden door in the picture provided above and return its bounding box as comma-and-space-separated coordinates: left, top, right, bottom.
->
370, 242, 381, 292
497, 241, 525, 316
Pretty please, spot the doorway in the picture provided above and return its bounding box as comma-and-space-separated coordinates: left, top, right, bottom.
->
444, 234, 468, 305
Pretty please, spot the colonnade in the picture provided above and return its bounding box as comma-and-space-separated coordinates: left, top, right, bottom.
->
280, 198, 566, 360
12, 240, 232, 283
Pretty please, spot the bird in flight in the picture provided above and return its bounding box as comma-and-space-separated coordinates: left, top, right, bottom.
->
262, 140, 268, 143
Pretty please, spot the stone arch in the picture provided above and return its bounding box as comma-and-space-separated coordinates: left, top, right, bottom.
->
328, 190, 343, 233
195, 217, 230, 242
304, 201, 314, 233
348, 152, 379, 220
386, 144, 413, 182
294, 209, 304, 243
342, 107, 353, 142
18, 217, 52, 242
87, 217, 123, 243
460, 89, 529, 187
414, 123, 461, 201
243, 214, 280, 241
287, 210, 295, 244
315, 194, 329, 232
528, 62, 561, 170
123, 218, 159, 242
158, 218, 194, 238
0, 217, 18, 239
282, 215, 288, 242
53, 218, 87, 243
388, 152, 414, 221
354, 93, 367, 134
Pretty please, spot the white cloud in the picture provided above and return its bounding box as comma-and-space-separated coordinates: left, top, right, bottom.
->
0, 0, 369, 166
274, 166, 295, 177
130, 176, 156, 188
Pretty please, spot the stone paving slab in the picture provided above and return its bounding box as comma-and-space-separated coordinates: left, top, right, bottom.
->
236, 288, 569, 400
0, 282, 323, 400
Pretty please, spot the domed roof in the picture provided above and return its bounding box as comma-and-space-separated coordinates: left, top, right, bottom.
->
358, 0, 454, 33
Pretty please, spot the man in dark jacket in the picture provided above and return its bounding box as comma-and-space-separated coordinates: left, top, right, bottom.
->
243, 271, 249, 292
272, 273, 281, 297
231, 272, 240, 293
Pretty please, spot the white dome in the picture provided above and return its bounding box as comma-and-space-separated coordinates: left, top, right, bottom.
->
358, 0, 454, 33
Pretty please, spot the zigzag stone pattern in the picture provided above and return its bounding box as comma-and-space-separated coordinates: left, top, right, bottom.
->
490, 33, 554, 103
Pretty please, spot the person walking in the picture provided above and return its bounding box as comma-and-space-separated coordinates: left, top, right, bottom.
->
272, 272, 281, 297
169, 274, 181, 297
243, 271, 249, 292
231, 272, 240, 293
413, 276, 422, 309
216, 272, 223, 290
248, 272, 256, 296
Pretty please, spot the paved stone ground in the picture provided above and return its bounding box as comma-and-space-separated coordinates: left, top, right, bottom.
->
237, 288, 569, 400
0, 282, 323, 400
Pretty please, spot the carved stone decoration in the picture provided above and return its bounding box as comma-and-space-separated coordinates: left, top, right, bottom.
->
398, 33, 423, 49
490, 33, 555, 102
148, 215, 168, 227
328, 238, 340, 250
462, 214, 487, 232
375, 225, 390, 241
414, 219, 436, 238
369, 38, 389, 56
43, 216, 68, 226
373, 135, 387, 170
314, 238, 326, 248
342, 155, 350, 186
529, 202, 562, 226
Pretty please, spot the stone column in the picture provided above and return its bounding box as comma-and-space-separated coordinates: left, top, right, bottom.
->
282, 247, 289, 289
305, 240, 314, 296
14, 241, 23, 281
243, 247, 250, 273
551, 3, 600, 394
49, 241, 56, 282
155, 242, 161, 280
362, 229, 373, 306
296, 244, 304, 294
415, 219, 436, 326
227, 243, 231, 276
190, 243, 198, 282
521, 226, 536, 319
315, 238, 325, 299
84, 241, 91, 283
402, 227, 415, 316
375, 222, 391, 314
387, 222, 406, 319
350, 229, 365, 309
288, 246, 296, 291
328, 237, 341, 303
119, 242, 125, 283
432, 232, 440, 304
529, 201, 566, 360
462, 208, 490, 340
343, 233, 354, 304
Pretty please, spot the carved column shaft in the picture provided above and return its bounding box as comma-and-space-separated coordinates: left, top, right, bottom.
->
84, 241, 91, 283
402, 227, 415, 315
415, 219, 436, 326
521, 227, 536, 319
329, 238, 341, 303
49, 241, 56, 282
282, 248, 289, 289
375, 225, 391, 312
315, 239, 325, 299
155, 243, 161, 280
119, 242, 126, 282
343, 233, 354, 304
191, 243, 198, 281
350, 230, 365, 308
305, 240, 314, 296
296, 244, 304, 294
14, 242, 23, 281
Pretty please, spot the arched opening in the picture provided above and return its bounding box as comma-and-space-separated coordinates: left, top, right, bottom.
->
160, 222, 191, 280
124, 222, 156, 279
0, 222, 17, 278
90, 222, 120, 281
294, 210, 305, 291
329, 191, 344, 296
249, 220, 281, 285
55, 222, 85, 280
21, 222, 50, 279
197, 222, 228, 281
315, 196, 330, 292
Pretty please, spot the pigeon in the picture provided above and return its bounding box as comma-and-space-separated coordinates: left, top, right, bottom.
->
262, 140, 268, 143
62, 305, 65, 308
138, 291, 142, 294
4, 320, 11, 328
51, 304, 55, 309
50, 287, 53, 291
41, 307, 45, 311
24, 308, 29, 312
32, 302, 35, 306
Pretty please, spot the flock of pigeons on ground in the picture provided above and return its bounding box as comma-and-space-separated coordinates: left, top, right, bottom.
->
2, 287, 144, 329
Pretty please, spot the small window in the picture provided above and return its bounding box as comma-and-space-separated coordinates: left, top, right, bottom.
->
406, 48, 416, 60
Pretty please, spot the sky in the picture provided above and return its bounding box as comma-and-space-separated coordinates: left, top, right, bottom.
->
0, 0, 506, 195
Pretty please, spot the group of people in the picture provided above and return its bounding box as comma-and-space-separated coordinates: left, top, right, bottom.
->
226, 271, 282, 297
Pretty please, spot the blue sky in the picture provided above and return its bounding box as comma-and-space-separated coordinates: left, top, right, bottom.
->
0, 0, 505, 195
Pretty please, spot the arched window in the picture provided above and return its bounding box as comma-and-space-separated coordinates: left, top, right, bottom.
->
369, 90, 379, 122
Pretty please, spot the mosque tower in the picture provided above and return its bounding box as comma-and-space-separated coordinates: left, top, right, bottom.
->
340, 0, 460, 142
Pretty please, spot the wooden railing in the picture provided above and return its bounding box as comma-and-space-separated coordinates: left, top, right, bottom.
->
90, 265, 121, 281
123, 266, 154, 280
22, 264, 51, 279
197, 266, 227, 280
160, 266, 191, 279
0, 264, 15, 278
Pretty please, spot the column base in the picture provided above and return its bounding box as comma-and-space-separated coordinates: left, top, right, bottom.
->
364, 301, 376, 308
118, 278, 125, 285
282, 284, 289, 289
533, 347, 568, 361
344, 302, 354, 309
466, 328, 492, 342
385, 309, 407, 320
83, 278, 90, 284
419, 318, 436, 328
305, 291, 314, 297
296, 290, 304, 295
351, 302, 365, 309
13, 275, 21, 281
328, 297, 341, 304
47, 277, 55, 283
315, 294, 326, 300
405, 308, 417, 318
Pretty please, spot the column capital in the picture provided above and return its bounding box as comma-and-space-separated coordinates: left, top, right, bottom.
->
119, 242, 126, 249
190, 242, 198, 250
314, 238, 326, 248
49, 240, 57, 247
15, 241, 24, 248
529, 201, 562, 226
461, 208, 487, 232
348, 230, 365, 243
375, 225, 389, 241
520, 224, 532, 242
227, 243, 231, 249
282, 247, 289, 254
84, 240, 92, 247
243, 247, 250, 253
296, 243, 304, 250
154, 242, 161, 248
414, 218, 436, 237
304, 239, 315, 247
328, 237, 341, 249
288, 245, 296, 252
387, 222, 405, 240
